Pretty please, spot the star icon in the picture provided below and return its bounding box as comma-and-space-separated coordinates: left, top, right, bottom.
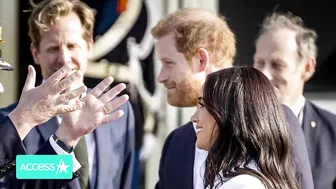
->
56, 159, 69, 175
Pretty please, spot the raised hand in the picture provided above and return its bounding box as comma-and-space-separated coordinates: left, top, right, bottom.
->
55, 76, 129, 146
8, 64, 87, 139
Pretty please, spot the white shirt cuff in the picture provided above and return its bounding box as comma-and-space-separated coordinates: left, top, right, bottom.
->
49, 135, 81, 172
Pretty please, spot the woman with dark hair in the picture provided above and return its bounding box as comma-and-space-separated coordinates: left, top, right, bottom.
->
190, 67, 299, 189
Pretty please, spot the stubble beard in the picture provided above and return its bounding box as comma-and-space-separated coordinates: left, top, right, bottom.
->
167, 76, 202, 107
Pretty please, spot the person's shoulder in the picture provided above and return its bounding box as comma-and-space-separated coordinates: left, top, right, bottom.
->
168, 121, 195, 139
220, 174, 265, 189
307, 100, 336, 122
306, 101, 336, 142
162, 122, 194, 149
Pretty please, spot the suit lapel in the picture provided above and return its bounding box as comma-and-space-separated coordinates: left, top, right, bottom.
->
95, 124, 111, 189
36, 117, 59, 141
302, 101, 320, 167
23, 117, 59, 154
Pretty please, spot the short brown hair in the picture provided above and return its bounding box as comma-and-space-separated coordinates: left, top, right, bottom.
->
258, 12, 317, 61
151, 8, 236, 68
28, 0, 95, 48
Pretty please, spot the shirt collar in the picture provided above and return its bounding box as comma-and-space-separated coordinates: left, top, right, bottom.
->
288, 95, 306, 117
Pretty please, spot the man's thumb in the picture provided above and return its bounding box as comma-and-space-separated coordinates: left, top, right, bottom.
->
22, 65, 36, 92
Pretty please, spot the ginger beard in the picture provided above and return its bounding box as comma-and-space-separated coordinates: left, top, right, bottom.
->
166, 72, 202, 107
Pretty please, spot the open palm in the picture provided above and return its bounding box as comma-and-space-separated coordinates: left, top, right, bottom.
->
57, 77, 129, 144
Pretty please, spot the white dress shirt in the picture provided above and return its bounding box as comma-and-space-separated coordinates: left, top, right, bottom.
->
205, 161, 264, 189
193, 122, 208, 189
84, 131, 97, 187
288, 95, 306, 125
209, 174, 265, 189
49, 136, 81, 172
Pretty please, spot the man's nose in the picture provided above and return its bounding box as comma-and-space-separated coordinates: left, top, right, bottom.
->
58, 48, 72, 65
258, 66, 273, 81
156, 69, 168, 83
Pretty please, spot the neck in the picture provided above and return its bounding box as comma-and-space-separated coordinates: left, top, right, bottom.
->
286, 95, 305, 117
283, 83, 305, 107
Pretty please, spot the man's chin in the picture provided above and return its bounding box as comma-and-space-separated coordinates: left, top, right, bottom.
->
167, 95, 196, 107
273, 88, 284, 102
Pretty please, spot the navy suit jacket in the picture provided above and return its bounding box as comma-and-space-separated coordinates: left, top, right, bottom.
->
302, 100, 336, 189
155, 105, 314, 189
0, 116, 79, 189
0, 101, 135, 189
0, 116, 26, 177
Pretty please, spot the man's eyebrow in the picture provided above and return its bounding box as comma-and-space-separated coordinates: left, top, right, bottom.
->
160, 57, 174, 62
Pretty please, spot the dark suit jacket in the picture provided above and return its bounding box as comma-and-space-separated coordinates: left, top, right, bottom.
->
0, 101, 135, 189
302, 100, 336, 189
0, 116, 79, 189
0, 116, 26, 177
155, 105, 314, 189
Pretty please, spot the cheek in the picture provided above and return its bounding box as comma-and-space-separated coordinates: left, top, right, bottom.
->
207, 121, 217, 136
164, 68, 174, 80
78, 56, 88, 70
174, 78, 183, 88
171, 72, 185, 86
38, 54, 57, 68
177, 69, 193, 85
199, 124, 217, 150
273, 72, 288, 86
200, 112, 216, 132
72, 50, 88, 70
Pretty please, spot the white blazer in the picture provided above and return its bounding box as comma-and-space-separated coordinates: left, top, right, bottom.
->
204, 161, 265, 189
214, 174, 265, 189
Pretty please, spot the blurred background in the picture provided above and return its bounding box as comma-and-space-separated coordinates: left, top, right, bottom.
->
0, 0, 335, 189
